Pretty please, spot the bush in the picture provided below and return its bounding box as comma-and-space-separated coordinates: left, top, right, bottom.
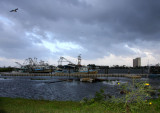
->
113, 79, 154, 112
94, 89, 106, 102
81, 79, 156, 113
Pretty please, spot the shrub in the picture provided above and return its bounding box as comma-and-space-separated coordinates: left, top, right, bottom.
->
113, 79, 154, 112
94, 89, 106, 102
81, 79, 157, 113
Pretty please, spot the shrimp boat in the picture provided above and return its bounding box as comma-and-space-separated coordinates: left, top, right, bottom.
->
76, 66, 98, 74
55, 66, 98, 74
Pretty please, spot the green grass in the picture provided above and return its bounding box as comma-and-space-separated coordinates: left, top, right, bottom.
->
0, 97, 160, 113
0, 97, 81, 113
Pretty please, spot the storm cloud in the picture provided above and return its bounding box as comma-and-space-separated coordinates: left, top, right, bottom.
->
0, 0, 160, 66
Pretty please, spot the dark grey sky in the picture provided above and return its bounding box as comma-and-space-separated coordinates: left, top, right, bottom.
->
0, 0, 160, 66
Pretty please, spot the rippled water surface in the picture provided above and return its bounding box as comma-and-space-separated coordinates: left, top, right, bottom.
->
0, 75, 160, 101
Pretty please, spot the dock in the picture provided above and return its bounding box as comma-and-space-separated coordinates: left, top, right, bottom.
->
0, 73, 148, 78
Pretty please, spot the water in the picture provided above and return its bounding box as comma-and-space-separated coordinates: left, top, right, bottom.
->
0, 75, 160, 101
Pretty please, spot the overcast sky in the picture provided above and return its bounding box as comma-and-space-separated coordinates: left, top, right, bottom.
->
0, 0, 160, 67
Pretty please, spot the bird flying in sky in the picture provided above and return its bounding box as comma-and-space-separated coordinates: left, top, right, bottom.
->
10, 8, 18, 12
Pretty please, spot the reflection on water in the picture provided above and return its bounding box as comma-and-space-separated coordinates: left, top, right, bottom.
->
0, 75, 160, 101
102, 80, 118, 85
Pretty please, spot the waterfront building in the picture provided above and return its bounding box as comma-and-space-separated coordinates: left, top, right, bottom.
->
133, 57, 141, 67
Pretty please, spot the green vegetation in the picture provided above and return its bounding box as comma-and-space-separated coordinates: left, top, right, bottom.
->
0, 67, 14, 72
0, 97, 81, 113
0, 80, 160, 113
0, 97, 160, 113
81, 80, 160, 113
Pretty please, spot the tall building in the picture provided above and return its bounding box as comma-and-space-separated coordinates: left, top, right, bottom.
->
133, 57, 141, 67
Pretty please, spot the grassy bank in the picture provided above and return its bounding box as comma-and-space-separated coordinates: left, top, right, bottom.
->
0, 97, 160, 113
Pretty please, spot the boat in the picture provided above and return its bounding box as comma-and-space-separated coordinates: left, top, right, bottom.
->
32, 68, 52, 73
73, 66, 98, 74
54, 65, 98, 74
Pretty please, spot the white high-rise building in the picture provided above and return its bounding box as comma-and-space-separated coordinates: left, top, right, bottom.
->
133, 57, 141, 67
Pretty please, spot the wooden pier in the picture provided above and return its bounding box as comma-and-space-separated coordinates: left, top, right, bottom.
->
0, 72, 149, 78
